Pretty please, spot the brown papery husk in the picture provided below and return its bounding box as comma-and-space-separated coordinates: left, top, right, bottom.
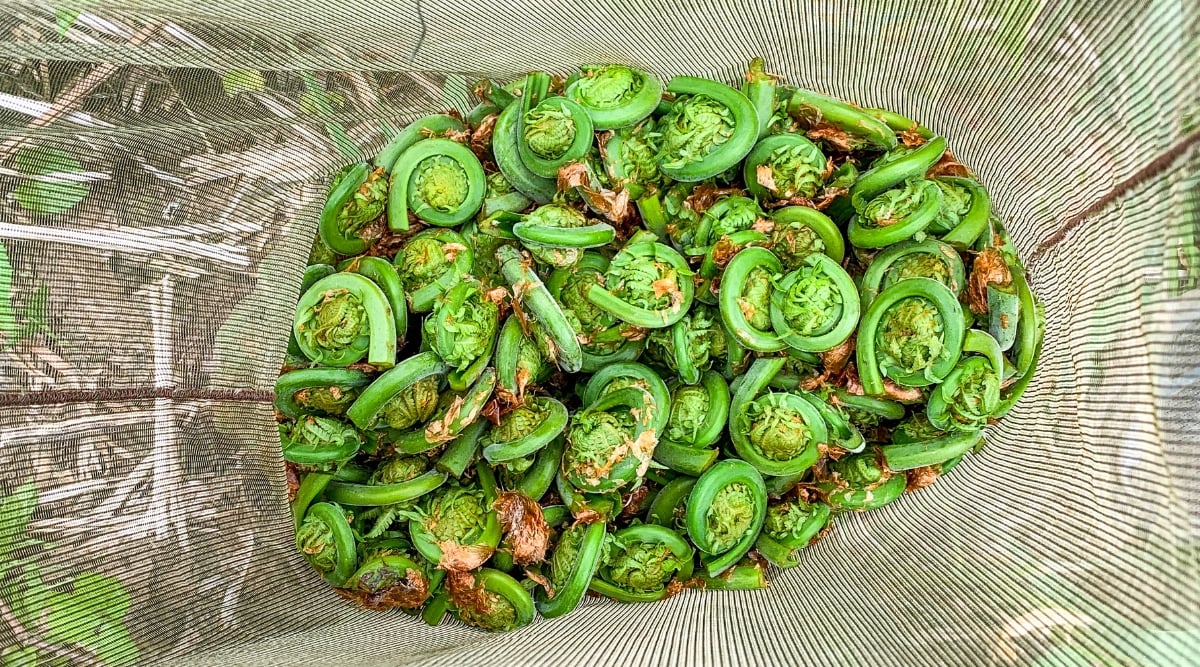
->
821, 337, 856, 374
905, 466, 942, 492
926, 150, 973, 178
805, 124, 859, 153
684, 183, 744, 215
470, 113, 498, 161
336, 568, 429, 611
966, 247, 1013, 315
446, 569, 493, 617
493, 491, 551, 565
285, 463, 300, 503
437, 541, 494, 571
618, 484, 651, 521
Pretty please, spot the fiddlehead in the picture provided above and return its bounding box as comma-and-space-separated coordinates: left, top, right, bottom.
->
859, 239, 966, 308
566, 64, 662, 130
293, 273, 397, 367
497, 245, 584, 373
691, 195, 767, 255
375, 114, 467, 174
296, 502, 358, 586
930, 177, 991, 248
768, 252, 860, 353
511, 203, 614, 268
492, 81, 558, 204
590, 524, 694, 603
814, 449, 906, 512
480, 171, 533, 218
646, 476, 696, 532
644, 304, 726, 385
848, 178, 943, 249
409, 477, 502, 570
339, 255, 409, 345
422, 278, 499, 382
882, 413, 983, 472
849, 135, 946, 205
580, 362, 672, 438
339, 553, 432, 611
657, 76, 758, 181
388, 138, 486, 231
602, 121, 664, 198
536, 520, 607, 618
832, 390, 907, 434
729, 358, 828, 477
280, 415, 363, 471
495, 314, 550, 400
518, 95, 595, 178
324, 455, 448, 509
393, 228, 474, 313
319, 162, 387, 255
346, 351, 447, 430
652, 371, 729, 476
856, 277, 966, 395
275, 368, 372, 419
447, 568, 536, 631
394, 368, 497, 453
661, 181, 705, 253
562, 386, 658, 493
685, 459, 767, 576
480, 397, 569, 464
786, 87, 897, 151
718, 246, 786, 352
924, 330, 1004, 432
743, 134, 827, 202
763, 205, 844, 268
754, 497, 831, 568
586, 239, 695, 328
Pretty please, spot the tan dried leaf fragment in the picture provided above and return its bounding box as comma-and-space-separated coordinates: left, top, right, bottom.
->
882, 379, 923, 402
557, 162, 589, 190
651, 277, 680, 299
425, 397, 465, 443
756, 164, 777, 191
443, 242, 468, 262
899, 126, 926, 147
927, 151, 972, 178
525, 569, 555, 599
630, 428, 659, 479
470, 114, 498, 158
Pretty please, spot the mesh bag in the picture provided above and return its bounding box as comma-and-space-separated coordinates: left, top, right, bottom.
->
0, 1, 1197, 664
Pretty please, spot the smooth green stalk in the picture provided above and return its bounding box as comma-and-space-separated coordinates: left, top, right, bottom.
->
497, 245, 584, 373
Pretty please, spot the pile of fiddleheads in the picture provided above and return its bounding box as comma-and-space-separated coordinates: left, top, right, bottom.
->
278, 58, 1044, 631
